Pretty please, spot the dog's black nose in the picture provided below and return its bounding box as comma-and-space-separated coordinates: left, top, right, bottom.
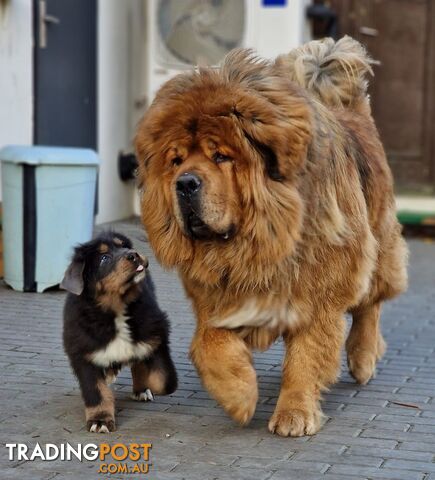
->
176, 172, 202, 197
126, 251, 140, 263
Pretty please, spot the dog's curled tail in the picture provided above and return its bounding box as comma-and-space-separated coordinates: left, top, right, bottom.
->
277, 36, 377, 110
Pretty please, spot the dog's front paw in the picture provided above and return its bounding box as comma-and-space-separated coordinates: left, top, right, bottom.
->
191, 330, 258, 425
131, 388, 154, 402
268, 406, 323, 437
197, 359, 258, 425
87, 419, 115, 433
204, 362, 258, 425
223, 379, 258, 425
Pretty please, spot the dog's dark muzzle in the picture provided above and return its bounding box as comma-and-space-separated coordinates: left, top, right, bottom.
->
175, 172, 234, 241
176, 172, 209, 240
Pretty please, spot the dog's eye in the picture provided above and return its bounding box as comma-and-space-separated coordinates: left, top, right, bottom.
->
100, 254, 111, 265
214, 152, 231, 164
172, 157, 182, 167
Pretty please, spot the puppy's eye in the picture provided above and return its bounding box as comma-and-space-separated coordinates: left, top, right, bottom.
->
214, 152, 231, 164
100, 254, 111, 265
172, 157, 182, 167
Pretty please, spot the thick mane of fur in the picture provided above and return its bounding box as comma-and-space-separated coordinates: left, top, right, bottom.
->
136, 50, 313, 296
276, 36, 376, 109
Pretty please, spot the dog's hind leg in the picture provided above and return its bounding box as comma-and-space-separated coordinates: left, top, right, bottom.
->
131, 362, 154, 402
346, 302, 385, 385
73, 362, 115, 433
131, 345, 178, 400
347, 226, 407, 385
104, 366, 119, 385
190, 326, 258, 425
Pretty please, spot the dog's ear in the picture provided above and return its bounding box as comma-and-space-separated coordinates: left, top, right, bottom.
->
230, 101, 311, 182
61, 260, 85, 295
244, 134, 285, 182
240, 122, 309, 182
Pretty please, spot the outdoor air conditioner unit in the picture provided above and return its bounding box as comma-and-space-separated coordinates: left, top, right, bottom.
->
145, 0, 310, 104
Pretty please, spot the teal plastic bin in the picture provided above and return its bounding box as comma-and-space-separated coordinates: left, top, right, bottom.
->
0, 146, 99, 292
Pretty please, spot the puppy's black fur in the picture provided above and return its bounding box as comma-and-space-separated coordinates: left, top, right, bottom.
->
62, 231, 177, 433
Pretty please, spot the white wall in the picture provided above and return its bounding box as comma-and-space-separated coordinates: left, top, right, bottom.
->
0, 1, 33, 200
96, 0, 145, 224
246, 0, 312, 59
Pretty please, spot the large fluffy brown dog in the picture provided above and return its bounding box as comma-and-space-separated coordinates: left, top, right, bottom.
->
135, 36, 408, 437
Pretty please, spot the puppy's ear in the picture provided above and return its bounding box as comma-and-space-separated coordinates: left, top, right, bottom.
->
61, 261, 85, 295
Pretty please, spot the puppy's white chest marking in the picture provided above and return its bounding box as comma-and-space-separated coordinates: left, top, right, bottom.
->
90, 314, 154, 367
212, 299, 298, 330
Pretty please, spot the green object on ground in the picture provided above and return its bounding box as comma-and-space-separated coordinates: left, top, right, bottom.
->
397, 210, 435, 226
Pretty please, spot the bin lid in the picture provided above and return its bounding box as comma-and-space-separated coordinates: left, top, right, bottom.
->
0, 145, 100, 166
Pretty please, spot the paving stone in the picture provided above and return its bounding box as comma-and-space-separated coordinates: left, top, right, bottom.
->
171, 462, 272, 480
345, 446, 434, 462
382, 458, 435, 473
397, 441, 435, 453
328, 464, 425, 480
291, 451, 383, 467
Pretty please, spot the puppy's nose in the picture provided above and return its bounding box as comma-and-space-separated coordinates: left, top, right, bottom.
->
126, 251, 140, 263
176, 172, 202, 197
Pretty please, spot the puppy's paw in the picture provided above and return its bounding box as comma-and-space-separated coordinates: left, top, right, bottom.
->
105, 372, 117, 385
87, 419, 115, 433
131, 388, 154, 402
347, 347, 377, 385
268, 406, 323, 437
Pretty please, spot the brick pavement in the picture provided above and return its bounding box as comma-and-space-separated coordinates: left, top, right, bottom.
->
0, 217, 434, 479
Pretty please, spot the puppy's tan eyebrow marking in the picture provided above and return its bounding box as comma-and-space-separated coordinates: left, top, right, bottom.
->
99, 243, 109, 253
113, 237, 123, 247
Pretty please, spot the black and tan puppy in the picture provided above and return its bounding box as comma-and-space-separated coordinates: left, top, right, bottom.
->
62, 231, 177, 433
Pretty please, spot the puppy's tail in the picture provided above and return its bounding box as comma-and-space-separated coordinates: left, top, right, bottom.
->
277, 36, 377, 110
